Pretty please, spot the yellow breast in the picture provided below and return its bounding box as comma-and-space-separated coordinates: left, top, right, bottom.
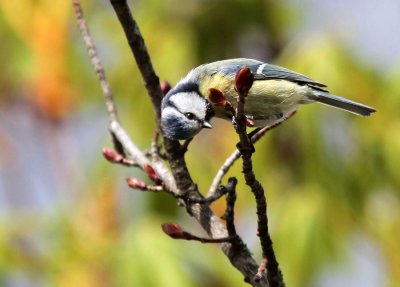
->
199, 74, 309, 127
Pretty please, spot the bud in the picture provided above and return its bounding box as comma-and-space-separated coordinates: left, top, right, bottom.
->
102, 148, 122, 162
161, 81, 172, 96
246, 117, 255, 127
224, 101, 235, 115
208, 88, 226, 106
161, 223, 185, 239
126, 177, 147, 190
235, 67, 254, 96
144, 164, 162, 184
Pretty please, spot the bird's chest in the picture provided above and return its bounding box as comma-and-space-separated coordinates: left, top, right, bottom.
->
199, 74, 307, 127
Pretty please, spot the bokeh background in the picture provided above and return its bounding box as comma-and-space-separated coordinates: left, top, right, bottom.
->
0, 0, 399, 286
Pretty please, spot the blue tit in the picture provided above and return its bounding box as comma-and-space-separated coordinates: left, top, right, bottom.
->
161, 58, 376, 140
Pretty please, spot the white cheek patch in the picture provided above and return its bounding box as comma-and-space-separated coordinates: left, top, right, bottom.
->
169, 92, 207, 120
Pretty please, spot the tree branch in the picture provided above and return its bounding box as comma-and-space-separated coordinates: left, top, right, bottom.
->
222, 177, 239, 237
72, 0, 119, 123
234, 67, 285, 286
208, 111, 297, 197
73, 0, 177, 193
102, 147, 139, 166
161, 223, 234, 243
71, 0, 270, 285
109, 0, 163, 118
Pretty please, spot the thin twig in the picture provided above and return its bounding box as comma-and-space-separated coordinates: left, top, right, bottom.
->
73, 0, 142, 163
209, 150, 241, 197
187, 184, 228, 204
109, 0, 163, 118
126, 177, 164, 192
234, 67, 285, 287
102, 147, 139, 167
149, 126, 162, 161
72, 0, 118, 123
208, 111, 296, 197
73, 0, 176, 192
107, 0, 177, 192
161, 223, 234, 243
222, 177, 238, 237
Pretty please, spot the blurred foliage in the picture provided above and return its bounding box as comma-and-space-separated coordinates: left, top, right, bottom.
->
0, 0, 399, 287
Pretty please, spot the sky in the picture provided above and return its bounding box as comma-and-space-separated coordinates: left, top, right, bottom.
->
287, 0, 400, 70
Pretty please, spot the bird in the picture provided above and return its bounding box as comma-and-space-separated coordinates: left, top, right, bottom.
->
161, 58, 376, 140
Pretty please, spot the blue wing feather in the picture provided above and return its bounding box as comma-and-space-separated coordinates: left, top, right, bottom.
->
202, 59, 327, 88
252, 63, 327, 88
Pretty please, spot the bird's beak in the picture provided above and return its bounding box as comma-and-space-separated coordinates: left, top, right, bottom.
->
202, 121, 212, 129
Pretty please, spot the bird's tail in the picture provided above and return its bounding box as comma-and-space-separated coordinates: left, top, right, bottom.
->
311, 90, 376, 116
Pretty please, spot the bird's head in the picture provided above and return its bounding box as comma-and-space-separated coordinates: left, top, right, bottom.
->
161, 82, 214, 140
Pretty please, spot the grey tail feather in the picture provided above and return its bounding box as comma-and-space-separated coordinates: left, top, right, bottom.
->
311, 91, 376, 116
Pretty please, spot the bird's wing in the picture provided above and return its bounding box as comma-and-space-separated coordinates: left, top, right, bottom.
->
201, 59, 327, 89
251, 63, 327, 88
207, 58, 263, 77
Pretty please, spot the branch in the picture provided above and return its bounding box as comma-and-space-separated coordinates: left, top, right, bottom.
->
209, 149, 241, 197
187, 184, 229, 205
126, 177, 163, 192
109, 0, 163, 118
102, 147, 138, 166
234, 67, 285, 286
72, 0, 118, 124
222, 177, 238, 237
208, 111, 297, 197
161, 223, 234, 243
71, 0, 269, 285
72, 0, 176, 193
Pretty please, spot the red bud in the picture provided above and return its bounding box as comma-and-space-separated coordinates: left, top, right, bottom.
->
144, 164, 162, 184
224, 101, 235, 115
102, 148, 123, 162
126, 177, 147, 190
235, 67, 254, 95
161, 81, 172, 96
246, 117, 255, 127
161, 223, 185, 239
208, 88, 227, 106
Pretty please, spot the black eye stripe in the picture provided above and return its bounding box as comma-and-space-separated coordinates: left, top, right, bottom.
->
184, 112, 196, 120
172, 82, 200, 95
167, 101, 183, 114
168, 102, 198, 120
168, 101, 178, 110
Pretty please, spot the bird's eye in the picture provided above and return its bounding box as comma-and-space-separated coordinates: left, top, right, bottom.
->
184, 112, 195, 120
